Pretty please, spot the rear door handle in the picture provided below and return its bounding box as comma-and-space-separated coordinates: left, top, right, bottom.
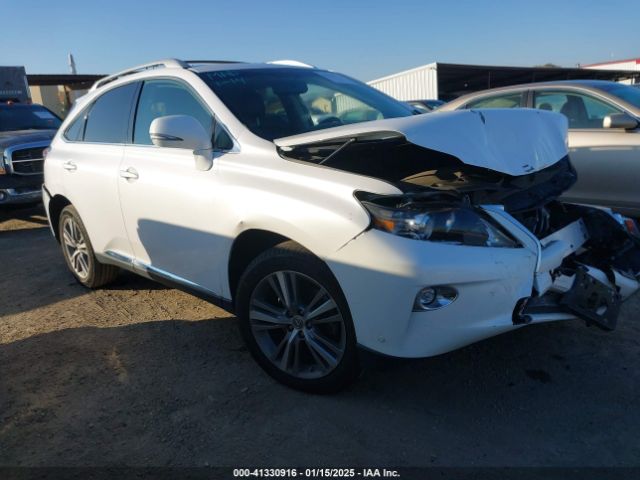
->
63, 161, 77, 171
119, 167, 139, 180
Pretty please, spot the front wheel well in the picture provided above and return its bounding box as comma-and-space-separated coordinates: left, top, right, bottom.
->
228, 230, 292, 301
48, 194, 71, 242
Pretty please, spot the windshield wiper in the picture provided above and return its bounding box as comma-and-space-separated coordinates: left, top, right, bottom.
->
318, 138, 356, 166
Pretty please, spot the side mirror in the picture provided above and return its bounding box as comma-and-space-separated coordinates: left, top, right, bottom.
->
149, 115, 214, 171
603, 113, 639, 130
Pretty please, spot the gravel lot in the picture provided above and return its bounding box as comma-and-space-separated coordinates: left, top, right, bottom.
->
1, 204, 640, 468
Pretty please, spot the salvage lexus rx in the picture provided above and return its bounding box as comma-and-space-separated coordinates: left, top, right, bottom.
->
43, 59, 640, 392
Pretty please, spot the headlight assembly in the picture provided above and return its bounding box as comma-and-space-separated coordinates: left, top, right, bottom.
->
360, 196, 519, 248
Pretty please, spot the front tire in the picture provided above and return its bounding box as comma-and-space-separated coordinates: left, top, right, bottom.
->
59, 205, 119, 288
236, 241, 359, 393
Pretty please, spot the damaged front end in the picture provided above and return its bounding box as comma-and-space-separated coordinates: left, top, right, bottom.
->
353, 190, 640, 331
275, 109, 640, 331
511, 203, 640, 330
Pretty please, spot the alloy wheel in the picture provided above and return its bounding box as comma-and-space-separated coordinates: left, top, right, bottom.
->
249, 270, 347, 379
62, 216, 90, 279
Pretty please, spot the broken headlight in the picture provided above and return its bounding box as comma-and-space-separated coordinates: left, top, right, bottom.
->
362, 201, 519, 248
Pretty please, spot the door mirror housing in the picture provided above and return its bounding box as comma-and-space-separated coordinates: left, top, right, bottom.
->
603, 113, 639, 130
149, 115, 214, 171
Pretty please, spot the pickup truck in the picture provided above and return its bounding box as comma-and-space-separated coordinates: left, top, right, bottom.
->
0, 103, 61, 205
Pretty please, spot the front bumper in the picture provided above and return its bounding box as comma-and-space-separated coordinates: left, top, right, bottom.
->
328, 207, 639, 358
328, 228, 538, 358
0, 174, 44, 205
0, 186, 42, 204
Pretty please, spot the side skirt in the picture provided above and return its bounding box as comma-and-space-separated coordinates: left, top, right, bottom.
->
98, 251, 235, 313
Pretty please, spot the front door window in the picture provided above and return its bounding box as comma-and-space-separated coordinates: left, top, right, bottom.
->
533, 91, 622, 129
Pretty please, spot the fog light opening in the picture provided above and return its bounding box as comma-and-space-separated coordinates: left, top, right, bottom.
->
413, 286, 458, 312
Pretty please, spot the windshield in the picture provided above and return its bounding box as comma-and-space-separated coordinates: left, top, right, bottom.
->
199, 68, 413, 140
597, 83, 640, 109
0, 105, 62, 132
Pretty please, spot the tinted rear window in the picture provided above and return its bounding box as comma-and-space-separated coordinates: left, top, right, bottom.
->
64, 110, 86, 141
466, 92, 523, 109
84, 83, 138, 143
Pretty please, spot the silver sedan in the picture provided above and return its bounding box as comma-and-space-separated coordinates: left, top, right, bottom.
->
440, 80, 640, 217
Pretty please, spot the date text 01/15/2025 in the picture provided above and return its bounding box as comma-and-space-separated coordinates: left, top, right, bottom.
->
232, 468, 401, 478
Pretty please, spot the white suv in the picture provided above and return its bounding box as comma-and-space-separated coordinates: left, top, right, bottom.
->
44, 59, 640, 392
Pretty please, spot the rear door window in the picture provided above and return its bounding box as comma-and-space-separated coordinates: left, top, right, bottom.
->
465, 92, 524, 109
64, 110, 86, 141
83, 83, 138, 143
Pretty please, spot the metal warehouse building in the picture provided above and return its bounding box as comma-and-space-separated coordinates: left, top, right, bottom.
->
584, 57, 640, 72
368, 62, 640, 101
583, 57, 640, 84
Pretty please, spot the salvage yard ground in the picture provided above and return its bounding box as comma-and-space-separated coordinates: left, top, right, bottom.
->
1, 205, 640, 467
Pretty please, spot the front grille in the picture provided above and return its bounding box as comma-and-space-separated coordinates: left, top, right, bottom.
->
7, 146, 45, 175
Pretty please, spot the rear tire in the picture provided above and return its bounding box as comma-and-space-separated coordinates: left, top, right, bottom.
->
236, 241, 359, 393
59, 205, 119, 288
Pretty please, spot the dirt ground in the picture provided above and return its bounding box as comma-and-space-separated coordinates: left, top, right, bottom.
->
1, 204, 640, 468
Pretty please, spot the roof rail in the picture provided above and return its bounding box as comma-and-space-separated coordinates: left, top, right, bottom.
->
184, 60, 244, 65
90, 58, 188, 91
267, 60, 316, 68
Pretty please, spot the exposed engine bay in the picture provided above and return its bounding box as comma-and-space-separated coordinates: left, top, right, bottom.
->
280, 136, 640, 331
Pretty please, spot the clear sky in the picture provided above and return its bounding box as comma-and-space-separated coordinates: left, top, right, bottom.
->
2, 0, 639, 82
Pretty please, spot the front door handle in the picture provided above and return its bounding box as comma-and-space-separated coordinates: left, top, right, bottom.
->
63, 161, 77, 171
119, 167, 139, 180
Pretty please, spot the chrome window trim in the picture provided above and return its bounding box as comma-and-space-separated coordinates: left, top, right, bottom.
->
60, 75, 240, 153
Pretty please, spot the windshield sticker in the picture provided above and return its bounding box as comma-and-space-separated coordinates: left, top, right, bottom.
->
34, 111, 56, 119
205, 71, 247, 88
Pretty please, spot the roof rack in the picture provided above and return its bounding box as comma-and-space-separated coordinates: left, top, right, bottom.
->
90, 58, 188, 91
267, 60, 316, 68
90, 59, 247, 91
184, 60, 244, 65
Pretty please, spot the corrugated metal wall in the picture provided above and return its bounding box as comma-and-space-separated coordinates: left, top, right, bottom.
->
367, 63, 439, 100
333, 93, 366, 113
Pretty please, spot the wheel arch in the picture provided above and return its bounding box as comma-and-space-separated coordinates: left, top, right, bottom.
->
48, 194, 71, 242
227, 229, 294, 302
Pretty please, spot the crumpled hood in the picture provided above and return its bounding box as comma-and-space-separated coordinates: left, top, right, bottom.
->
275, 109, 568, 177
